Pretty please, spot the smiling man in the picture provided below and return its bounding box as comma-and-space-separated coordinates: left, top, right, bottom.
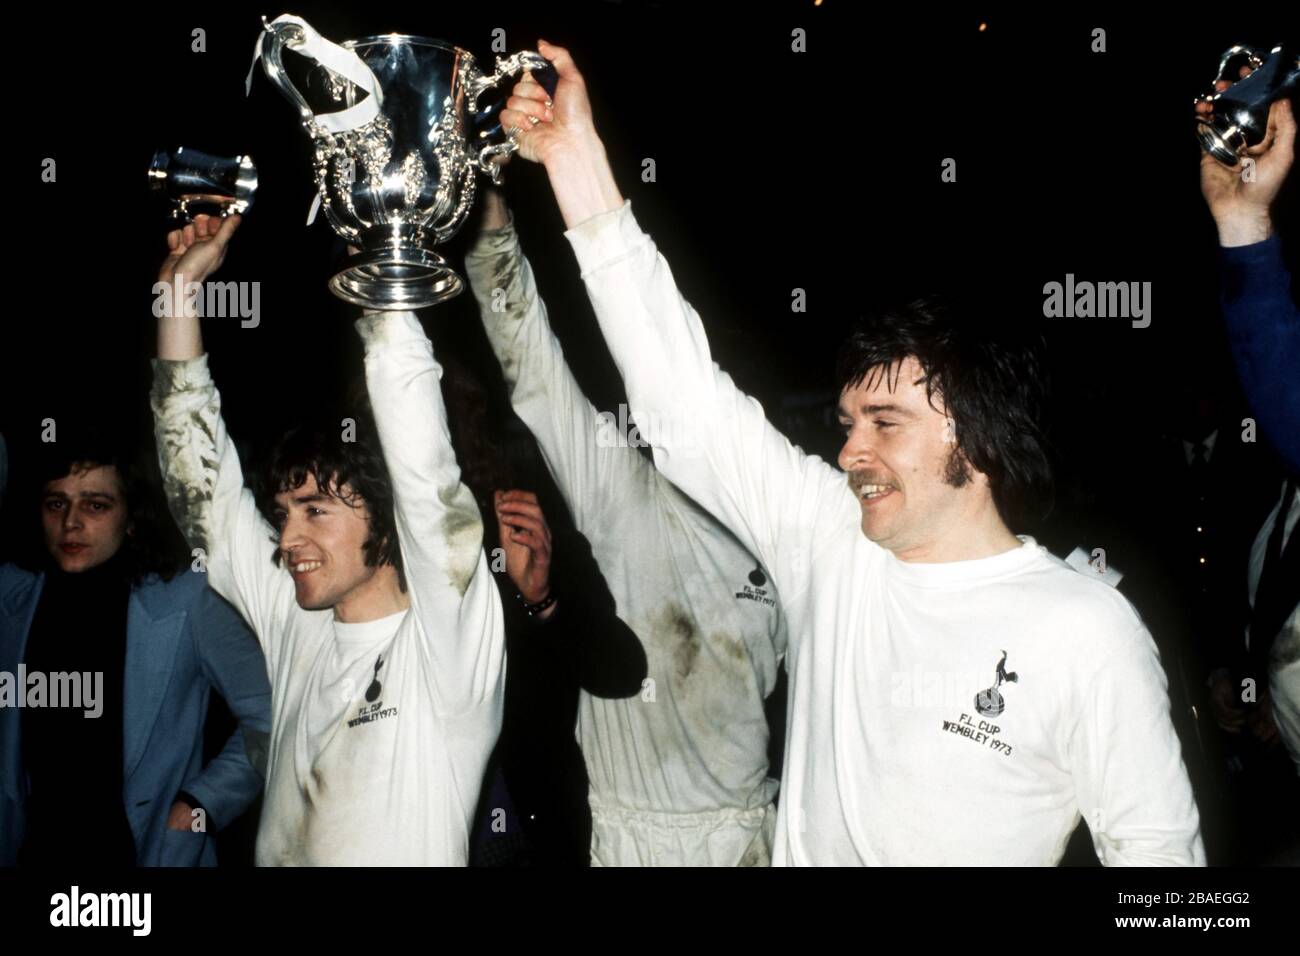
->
256, 424, 408, 622
149, 214, 504, 865
837, 359, 1022, 563
499, 41, 1206, 865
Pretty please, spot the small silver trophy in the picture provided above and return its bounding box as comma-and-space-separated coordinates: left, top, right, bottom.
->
148, 146, 257, 220
1195, 43, 1299, 167
251, 14, 549, 310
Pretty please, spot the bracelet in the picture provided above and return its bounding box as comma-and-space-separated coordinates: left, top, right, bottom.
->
517, 590, 557, 617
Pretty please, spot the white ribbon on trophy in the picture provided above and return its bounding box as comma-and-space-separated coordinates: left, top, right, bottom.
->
247, 14, 384, 223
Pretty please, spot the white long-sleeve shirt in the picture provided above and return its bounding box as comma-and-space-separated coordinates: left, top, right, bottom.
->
151, 312, 504, 865
563, 200, 1205, 866
464, 220, 786, 866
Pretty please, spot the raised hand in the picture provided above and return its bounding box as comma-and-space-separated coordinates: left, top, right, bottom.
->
500, 39, 597, 167
1198, 71, 1296, 247
494, 489, 553, 605
497, 40, 623, 229
155, 213, 241, 358
158, 213, 241, 287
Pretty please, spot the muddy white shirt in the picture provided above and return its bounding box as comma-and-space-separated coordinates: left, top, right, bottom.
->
151, 312, 504, 866
563, 200, 1205, 866
465, 220, 786, 866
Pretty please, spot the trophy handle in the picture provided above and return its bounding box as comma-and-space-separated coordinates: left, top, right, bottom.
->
1213, 45, 1265, 84
466, 51, 556, 183
259, 19, 316, 131
249, 14, 383, 136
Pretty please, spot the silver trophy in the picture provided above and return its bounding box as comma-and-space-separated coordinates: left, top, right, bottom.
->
252, 14, 549, 309
1195, 43, 1299, 167
148, 146, 257, 220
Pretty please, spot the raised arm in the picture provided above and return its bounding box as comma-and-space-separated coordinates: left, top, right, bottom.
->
1218, 237, 1299, 476
355, 311, 504, 715
465, 187, 656, 532
150, 215, 297, 659
500, 43, 853, 591
1200, 97, 1300, 476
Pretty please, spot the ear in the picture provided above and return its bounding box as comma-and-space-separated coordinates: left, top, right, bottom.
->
941, 417, 957, 445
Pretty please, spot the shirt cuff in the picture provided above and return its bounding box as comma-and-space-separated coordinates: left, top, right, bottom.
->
563, 199, 641, 276
150, 354, 212, 398
1219, 233, 1285, 269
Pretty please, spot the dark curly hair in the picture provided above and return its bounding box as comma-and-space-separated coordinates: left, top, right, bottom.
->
253, 409, 406, 592
834, 296, 1055, 529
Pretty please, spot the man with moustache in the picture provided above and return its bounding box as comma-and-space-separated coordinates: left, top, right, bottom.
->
497, 40, 1204, 865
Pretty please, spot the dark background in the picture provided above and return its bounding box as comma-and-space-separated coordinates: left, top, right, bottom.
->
0, 1, 1296, 865
2, 1, 1293, 469
2, 1, 1295, 496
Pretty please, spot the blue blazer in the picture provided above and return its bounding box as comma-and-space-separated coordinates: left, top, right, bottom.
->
0, 563, 271, 866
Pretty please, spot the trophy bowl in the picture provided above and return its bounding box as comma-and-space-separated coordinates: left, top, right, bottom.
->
148, 146, 257, 221
256, 16, 549, 310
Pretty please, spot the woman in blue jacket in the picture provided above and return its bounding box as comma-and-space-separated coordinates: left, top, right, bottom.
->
0, 433, 271, 866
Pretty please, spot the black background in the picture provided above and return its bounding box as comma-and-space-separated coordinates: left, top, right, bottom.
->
2, 1, 1294, 500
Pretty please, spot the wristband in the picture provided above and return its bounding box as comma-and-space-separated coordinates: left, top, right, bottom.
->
517, 590, 557, 617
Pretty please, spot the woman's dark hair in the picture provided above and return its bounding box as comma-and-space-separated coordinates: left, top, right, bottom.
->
31, 432, 187, 584
253, 409, 407, 592
834, 295, 1055, 528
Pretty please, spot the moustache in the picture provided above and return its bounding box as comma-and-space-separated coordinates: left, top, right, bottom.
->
848, 471, 897, 494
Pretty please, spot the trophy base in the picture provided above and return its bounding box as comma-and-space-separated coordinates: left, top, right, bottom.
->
329, 249, 464, 310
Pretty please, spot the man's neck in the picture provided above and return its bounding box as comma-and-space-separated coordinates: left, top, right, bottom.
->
333, 567, 410, 623
893, 501, 1022, 564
